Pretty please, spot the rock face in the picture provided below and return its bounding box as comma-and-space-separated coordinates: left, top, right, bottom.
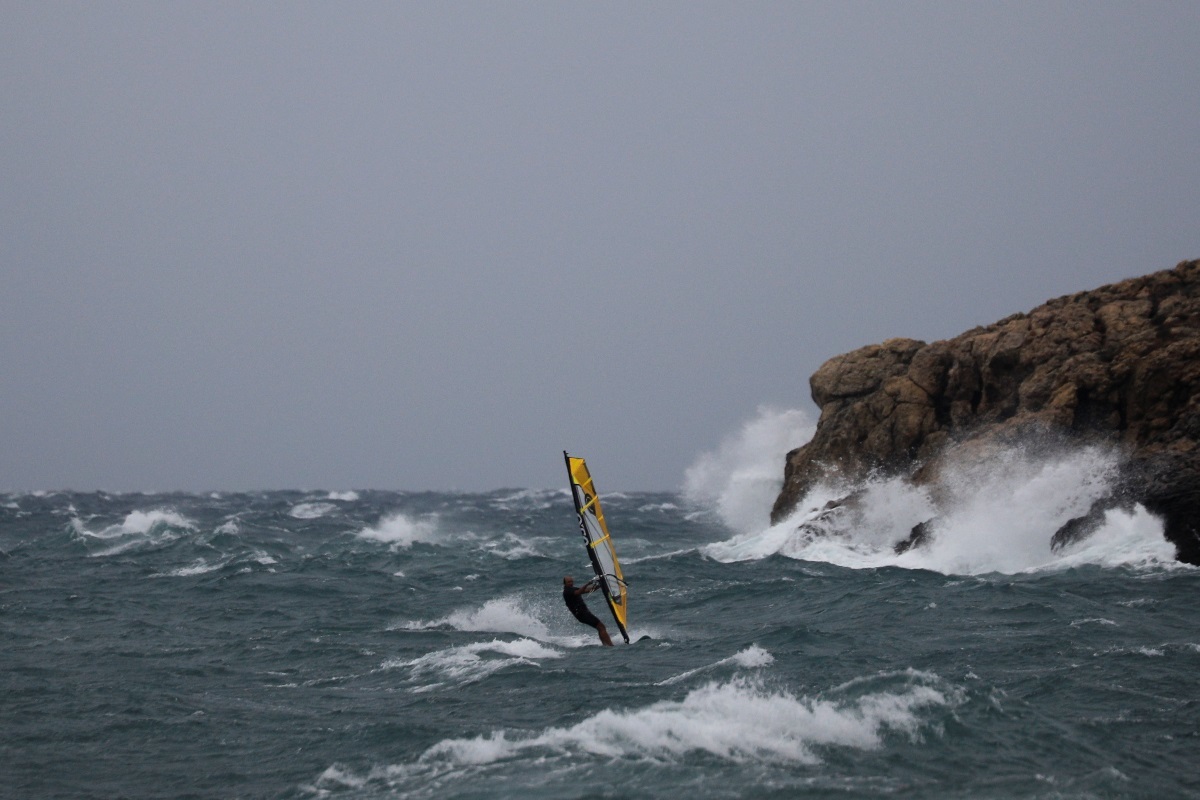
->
771, 259, 1200, 564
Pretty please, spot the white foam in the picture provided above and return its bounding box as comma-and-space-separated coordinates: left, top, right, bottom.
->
1050, 506, 1177, 569
490, 489, 563, 510
443, 598, 550, 638
384, 638, 563, 689
1095, 645, 1168, 658
289, 502, 336, 519
418, 673, 956, 767
159, 559, 224, 577
314, 765, 365, 790
110, 509, 196, 536
732, 644, 775, 668
72, 508, 197, 556
477, 533, 542, 560
658, 645, 775, 686
326, 491, 359, 501
702, 439, 1177, 575
394, 596, 584, 644
356, 512, 440, 547
684, 406, 815, 533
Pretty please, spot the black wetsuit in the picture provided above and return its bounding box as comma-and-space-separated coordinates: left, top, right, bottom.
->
564, 584, 602, 628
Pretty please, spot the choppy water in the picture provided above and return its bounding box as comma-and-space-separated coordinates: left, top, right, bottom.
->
4, 430, 1200, 798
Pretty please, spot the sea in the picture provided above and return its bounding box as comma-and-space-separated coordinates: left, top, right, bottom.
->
4, 410, 1199, 799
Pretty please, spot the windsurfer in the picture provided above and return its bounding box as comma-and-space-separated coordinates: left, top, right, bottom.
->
562, 575, 613, 646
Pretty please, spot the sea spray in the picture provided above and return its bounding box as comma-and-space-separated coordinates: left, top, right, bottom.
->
684, 406, 815, 532
408, 671, 960, 770
657, 644, 776, 685
289, 502, 336, 519
383, 638, 563, 689
356, 511, 440, 546
70, 508, 197, 556
437, 596, 551, 639
696, 422, 1174, 574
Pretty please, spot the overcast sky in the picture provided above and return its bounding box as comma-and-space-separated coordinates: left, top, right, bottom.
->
3, 2, 1198, 492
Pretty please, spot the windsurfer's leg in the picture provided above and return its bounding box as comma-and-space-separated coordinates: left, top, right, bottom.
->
597, 622, 613, 646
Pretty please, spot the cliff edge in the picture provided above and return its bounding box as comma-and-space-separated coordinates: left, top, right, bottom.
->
771, 259, 1200, 564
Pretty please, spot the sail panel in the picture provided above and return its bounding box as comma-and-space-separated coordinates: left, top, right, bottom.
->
564, 452, 629, 642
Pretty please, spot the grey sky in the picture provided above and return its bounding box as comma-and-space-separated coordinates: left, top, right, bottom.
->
3, 2, 1198, 492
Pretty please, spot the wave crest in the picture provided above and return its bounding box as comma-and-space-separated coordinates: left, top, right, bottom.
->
70, 508, 197, 556
356, 512, 439, 547
684, 406, 815, 532
701, 434, 1175, 574
420, 670, 958, 767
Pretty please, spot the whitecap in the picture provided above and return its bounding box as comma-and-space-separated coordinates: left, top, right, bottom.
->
419, 672, 957, 767
657, 645, 775, 686
383, 638, 563, 690
72, 508, 197, 557
490, 489, 562, 510
289, 502, 336, 519
702, 440, 1178, 576
313, 765, 366, 791
103, 509, 196, 537
394, 596, 590, 646
150, 559, 226, 578
398, 597, 547, 638
479, 533, 542, 560
356, 512, 439, 547
685, 406, 816, 533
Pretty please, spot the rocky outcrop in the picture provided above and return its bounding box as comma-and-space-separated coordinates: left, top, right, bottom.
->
771, 259, 1200, 564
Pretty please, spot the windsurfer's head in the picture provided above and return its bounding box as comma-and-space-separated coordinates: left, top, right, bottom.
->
563, 576, 573, 587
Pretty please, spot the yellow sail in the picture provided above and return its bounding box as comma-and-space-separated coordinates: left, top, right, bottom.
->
564, 452, 629, 642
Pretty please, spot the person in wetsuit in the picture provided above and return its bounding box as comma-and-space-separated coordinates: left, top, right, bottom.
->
562, 575, 614, 646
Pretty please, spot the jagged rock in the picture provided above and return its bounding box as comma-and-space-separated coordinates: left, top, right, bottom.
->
895, 519, 935, 555
1050, 498, 1135, 552
772, 260, 1200, 563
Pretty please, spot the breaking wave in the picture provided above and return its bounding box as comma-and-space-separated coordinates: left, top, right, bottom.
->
691, 411, 1175, 575
393, 596, 590, 646
289, 502, 336, 519
356, 512, 440, 547
657, 644, 775, 685
381, 638, 562, 691
315, 669, 961, 794
70, 508, 197, 557
683, 406, 815, 533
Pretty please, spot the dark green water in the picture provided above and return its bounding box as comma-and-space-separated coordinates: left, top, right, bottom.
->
3, 489, 1198, 799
